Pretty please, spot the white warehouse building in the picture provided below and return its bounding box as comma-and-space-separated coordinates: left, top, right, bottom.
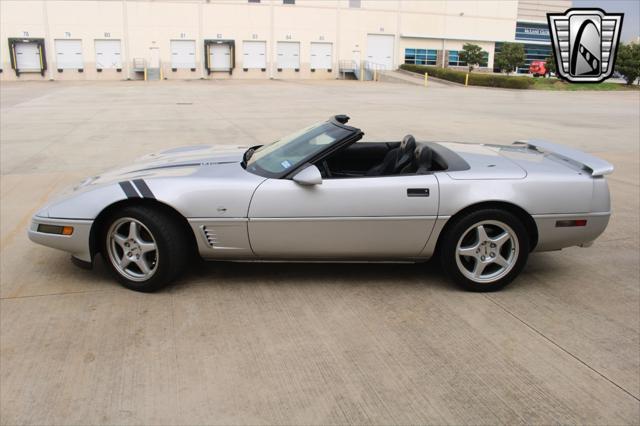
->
0, 0, 570, 82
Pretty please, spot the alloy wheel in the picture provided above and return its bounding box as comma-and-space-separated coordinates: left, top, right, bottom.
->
106, 217, 159, 282
455, 220, 519, 284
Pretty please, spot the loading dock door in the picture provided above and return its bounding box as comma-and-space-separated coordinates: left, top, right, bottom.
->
209, 43, 231, 71
55, 39, 83, 69
95, 39, 121, 69
243, 41, 266, 69
170, 40, 196, 69
310, 42, 332, 69
277, 42, 300, 69
366, 34, 394, 70
15, 42, 41, 71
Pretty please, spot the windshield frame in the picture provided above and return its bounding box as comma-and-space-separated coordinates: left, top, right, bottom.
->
244, 117, 362, 179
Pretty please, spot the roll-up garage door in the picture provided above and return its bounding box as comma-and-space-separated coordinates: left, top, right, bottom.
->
15, 42, 41, 71
95, 39, 121, 69
209, 43, 231, 71
55, 39, 83, 69
243, 41, 266, 69
366, 34, 394, 70
170, 40, 196, 69
277, 41, 300, 69
310, 42, 332, 70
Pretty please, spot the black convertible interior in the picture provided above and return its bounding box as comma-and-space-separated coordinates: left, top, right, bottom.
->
317, 135, 449, 178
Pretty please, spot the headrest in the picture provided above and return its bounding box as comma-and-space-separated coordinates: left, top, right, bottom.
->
400, 135, 416, 153
414, 145, 433, 172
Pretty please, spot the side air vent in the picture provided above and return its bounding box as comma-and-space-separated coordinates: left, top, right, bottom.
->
191, 220, 252, 257
201, 226, 218, 248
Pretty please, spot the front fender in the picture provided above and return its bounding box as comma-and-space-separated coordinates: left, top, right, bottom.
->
45, 184, 128, 219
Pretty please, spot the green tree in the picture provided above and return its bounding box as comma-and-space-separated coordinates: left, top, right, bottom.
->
495, 42, 525, 75
545, 56, 556, 76
458, 43, 486, 72
615, 42, 640, 85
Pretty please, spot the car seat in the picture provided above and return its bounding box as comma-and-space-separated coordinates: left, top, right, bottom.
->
366, 135, 416, 176
401, 144, 433, 174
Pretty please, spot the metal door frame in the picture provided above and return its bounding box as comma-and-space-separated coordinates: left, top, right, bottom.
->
8, 38, 47, 76
204, 39, 235, 75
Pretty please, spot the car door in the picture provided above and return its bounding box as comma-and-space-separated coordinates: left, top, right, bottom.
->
247, 173, 439, 259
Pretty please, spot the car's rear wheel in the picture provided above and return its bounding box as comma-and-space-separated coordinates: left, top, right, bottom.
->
103, 206, 188, 292
440, 209, 530, 291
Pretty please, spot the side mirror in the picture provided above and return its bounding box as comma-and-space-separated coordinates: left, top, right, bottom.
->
292, 165, 323, 185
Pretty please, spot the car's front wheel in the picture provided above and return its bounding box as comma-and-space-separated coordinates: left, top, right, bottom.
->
440, 209, 530, 291
103, 206, 188, 292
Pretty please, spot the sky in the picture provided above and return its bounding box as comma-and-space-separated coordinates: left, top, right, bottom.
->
573, 0, 640, 42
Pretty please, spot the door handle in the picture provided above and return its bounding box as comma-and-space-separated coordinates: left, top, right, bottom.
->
407, 188, 429, 197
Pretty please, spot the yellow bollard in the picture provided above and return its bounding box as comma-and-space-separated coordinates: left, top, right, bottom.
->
424, 72, 428, 87
465, 73, 469, 86
144, 68, 147, 81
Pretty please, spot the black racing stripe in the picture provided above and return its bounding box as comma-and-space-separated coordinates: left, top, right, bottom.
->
132, 179, 155, 199
119, 181, 140, 198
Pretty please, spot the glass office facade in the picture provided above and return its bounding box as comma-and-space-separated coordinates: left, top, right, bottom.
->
495, 22, 553, 73
515, 22, 550, 42
404, 48, 438, 65
447, 50, 467, 67
448, 50, 488, 67
494, 42, 552, 73
404, 48, 489, 69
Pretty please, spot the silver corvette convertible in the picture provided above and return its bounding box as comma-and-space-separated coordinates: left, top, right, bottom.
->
29, 115, 613, 292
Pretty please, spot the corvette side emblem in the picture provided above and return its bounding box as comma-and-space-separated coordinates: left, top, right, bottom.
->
547, 8, 623, 83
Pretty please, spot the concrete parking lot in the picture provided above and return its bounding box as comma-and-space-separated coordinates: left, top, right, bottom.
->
1, 78, 639, 425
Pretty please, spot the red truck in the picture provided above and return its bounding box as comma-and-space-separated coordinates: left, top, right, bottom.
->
529, 61, 549, 77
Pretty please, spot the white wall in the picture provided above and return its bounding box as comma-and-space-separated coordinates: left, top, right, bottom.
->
0, 0, 521, 81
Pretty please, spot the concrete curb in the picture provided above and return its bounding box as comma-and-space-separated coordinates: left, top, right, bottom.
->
394, 68, 465, 87
378, 72, 424, 86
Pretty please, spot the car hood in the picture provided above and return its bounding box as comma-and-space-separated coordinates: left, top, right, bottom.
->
76, 144, 247, 188
37, 144, 262, 219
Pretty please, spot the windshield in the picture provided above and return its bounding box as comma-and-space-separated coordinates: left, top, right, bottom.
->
245, 121, 352, 177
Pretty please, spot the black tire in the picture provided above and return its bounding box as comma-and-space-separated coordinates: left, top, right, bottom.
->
440, 209, 530, 292
102, 205, 189, 292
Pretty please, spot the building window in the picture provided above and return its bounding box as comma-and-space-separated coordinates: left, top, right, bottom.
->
495, 42, 552, 73
404, 49, 437, 66
448, 51, 467, 67
283, 0, 295, 3
515, 22, 551, 43
248, 0, 260, 3
448, 50, 489, 68
478, 52, 489, 67
349, 0, 361, 8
